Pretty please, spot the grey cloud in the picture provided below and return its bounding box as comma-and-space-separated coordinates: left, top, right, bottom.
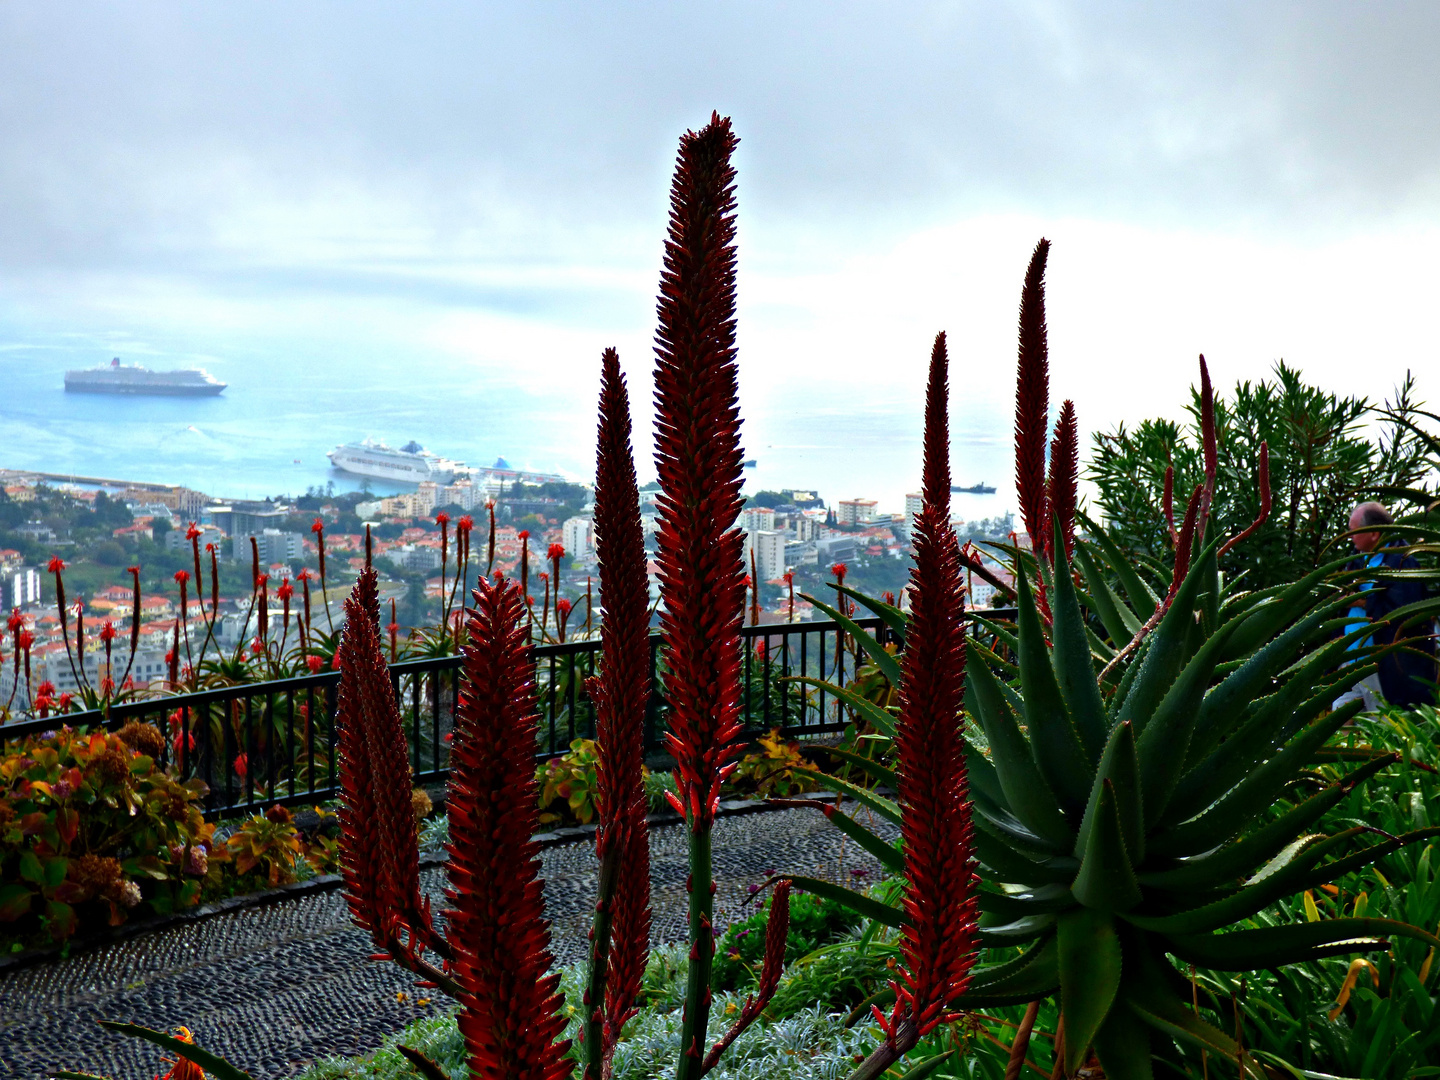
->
1, 2, 1438, 281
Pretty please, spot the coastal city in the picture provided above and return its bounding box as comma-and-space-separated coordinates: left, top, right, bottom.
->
0, 448, 1017, 706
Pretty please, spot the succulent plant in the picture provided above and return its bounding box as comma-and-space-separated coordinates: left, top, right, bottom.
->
796, 244, 1440, 1078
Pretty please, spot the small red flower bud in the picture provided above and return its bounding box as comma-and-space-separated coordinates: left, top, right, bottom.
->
457, 515, 474, 534
306, 655, 324, 673
547, 543, 565, 561
186, 522, 201, 540
311, 518, 325, 534
100, 620, 117, 642
435, 511, 450, 526
174, 570, 190, 584
277, 578, 295, 602
47, 556, 65, 573
517, 529, 530, 540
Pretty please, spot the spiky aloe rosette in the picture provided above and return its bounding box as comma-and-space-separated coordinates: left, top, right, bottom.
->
650, 112, 749, 1076
798, 260, 1440, 1078
448, 575, 572, 1080
581, 347, 653, 1080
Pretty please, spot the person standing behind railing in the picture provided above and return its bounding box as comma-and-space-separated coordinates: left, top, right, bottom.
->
1333, 502, 1437, 712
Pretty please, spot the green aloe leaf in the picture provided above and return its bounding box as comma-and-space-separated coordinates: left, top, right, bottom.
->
1072, 538, 1143, 645
1071, 780, 1141, 911
785, 676, 898, 739
972, 826, 1075, 886
1153, 701, 1362, 857
1058, 908, 1123, 1075
800, 593, 901, 687
1077, 510, 1160, 616
1140, 753, 1397, 892
822, 747, 896, 789
1091, 1002, 1154, 1080
834, 583, 908, 643
1188, 592, 1356, 764
977, 883, 1073, 921
1164, 917, 1440, 970
966, 616, 1020, 674
809, 772, 901, 825
1075, 721, 1142, 863
1116, 538, 1220, 737
972, 789, 1071, 859
783, 875, 902, 928
96, 1022, 257, 1080
1134, 616, 1239, 822
1014, 561, 1092, 812
1126, 829, 1363, 935
964, 739, 1007, 811
953, 933, 1060, 1006
1122, 947, 1265, 1078
976, 912, 1057, 945
966, 657, 1073, 848
1048, 524, 1108, 760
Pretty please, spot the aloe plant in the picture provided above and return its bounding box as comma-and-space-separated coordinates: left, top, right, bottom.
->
787, 247, 1440, 1078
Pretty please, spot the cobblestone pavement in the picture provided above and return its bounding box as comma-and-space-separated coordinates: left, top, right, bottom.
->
0, 805, 894, 1080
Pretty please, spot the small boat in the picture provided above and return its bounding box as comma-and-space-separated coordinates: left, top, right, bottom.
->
951, 482, 997, 494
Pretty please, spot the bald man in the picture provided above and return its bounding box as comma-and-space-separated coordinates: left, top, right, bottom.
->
1333, 502, 1436, 712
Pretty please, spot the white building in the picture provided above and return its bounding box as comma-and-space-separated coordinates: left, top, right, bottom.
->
43, 648, 170, 695
437, 480, 480, 511
2, 566, 41, 609
562, 516, 594, 558
837, 498, 878, 526
739, 506, 777, 533
905, 492, 924, 523
165, 524, 225, 553
235, 529, 304, 565
742, 530, 787, 583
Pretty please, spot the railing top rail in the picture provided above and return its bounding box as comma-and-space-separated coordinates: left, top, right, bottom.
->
3, 609, 1020, 740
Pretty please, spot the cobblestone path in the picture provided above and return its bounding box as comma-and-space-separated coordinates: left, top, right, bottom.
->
0, 805, 893, 1080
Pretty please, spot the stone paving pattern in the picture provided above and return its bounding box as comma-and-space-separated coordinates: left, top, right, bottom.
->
0, 806, 895, 1080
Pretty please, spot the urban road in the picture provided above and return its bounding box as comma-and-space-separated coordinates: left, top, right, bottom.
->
0, 804, 894, 1080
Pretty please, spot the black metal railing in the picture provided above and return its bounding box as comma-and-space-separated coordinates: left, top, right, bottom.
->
3, 610, 1016, 820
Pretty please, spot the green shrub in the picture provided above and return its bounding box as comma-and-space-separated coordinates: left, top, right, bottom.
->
712, 889, 863, 993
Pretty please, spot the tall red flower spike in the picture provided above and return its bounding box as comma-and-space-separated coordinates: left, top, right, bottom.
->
1015, 238, 1051, 561
581, 347, 654, 1079
1045, 399, 1079, 562
853, 333, 979, 1079
651, 112, 746, 1077
336, 567, 438, 960
449, 574, 572, 1080
1196, 354, 1218, 543
702, 879, 792, 1073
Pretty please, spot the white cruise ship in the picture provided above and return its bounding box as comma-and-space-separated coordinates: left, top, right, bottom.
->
327, 439, 465, 485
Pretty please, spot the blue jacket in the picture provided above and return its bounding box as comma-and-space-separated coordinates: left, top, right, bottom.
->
1346, 542, 1437, 707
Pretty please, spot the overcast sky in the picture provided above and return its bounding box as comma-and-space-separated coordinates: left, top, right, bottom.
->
3, 2, 1439, 494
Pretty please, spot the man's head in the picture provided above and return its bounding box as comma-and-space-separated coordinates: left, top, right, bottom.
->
1348, 502, 1392, 553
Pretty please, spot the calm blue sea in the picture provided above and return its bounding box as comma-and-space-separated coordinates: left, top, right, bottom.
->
0, 348, 1016, 521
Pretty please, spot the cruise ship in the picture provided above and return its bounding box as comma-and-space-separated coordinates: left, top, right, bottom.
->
65, 358, 227, 396
327, 439, 464, 484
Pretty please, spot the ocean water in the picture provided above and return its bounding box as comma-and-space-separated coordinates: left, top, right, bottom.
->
0, 349, 1017, 520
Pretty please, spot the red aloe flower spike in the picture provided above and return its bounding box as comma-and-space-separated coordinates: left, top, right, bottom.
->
313, 518, 335, 635
389, 598, 400, 662
99, 619, 116, 696
256, 573, 269, 656
1045, 399, 1079, 563
298, 570, 312, 654
118, 566, 142, 688
486, 500, 497, 577
1196, 354, 1218, 544
851, 332, 978, 1080
702, 880, 792, 1073
449, 574, 572, 1079
539, 571, 551, 638
277, 577, 294, 658
449, 516, 475, 634
1219, 442, 1271, 557
585, 575, 593, 634
582, 347, 653, 1080
188, 522, 203, 603
168, 623, 180, 687
49, 556, 84, 691
750, 546, 760, 626
1015, 238, 1051, 562
518, 531, 531, 633
555, 598, 571, 643
1163, 463, 1177, 547
365, 523, 373, 570
336, 566, 444, 965
175, 570, 193, 672
784, 571, 795, 623
75, 602, 85, 673
652, 112, 746, 1078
